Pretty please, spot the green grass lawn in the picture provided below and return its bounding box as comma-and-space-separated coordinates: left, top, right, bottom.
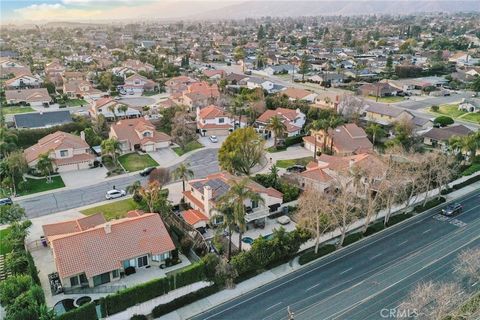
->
367, 95, 404, 103
65, 99, 88, 107
0, 228, 12, 255
172, 141, 204, 156
276, 156, 313, 168
459, 112, 480, 124
118, 153, 159, 172
428, 104, 480, 124
81, 198, 138, 221
17, 176, 65, 196
1, 106, 35, 115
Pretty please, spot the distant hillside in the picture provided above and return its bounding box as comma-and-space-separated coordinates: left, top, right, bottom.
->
191, 0, 480, 19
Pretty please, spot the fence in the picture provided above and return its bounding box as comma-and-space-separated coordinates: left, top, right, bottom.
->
64, 284, 127, 295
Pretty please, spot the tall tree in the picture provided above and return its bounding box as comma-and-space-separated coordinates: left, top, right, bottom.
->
365, 123, 386, 145
36, 153, 54, 183
218, 127, 265, 176
212, 203, 236, 261
0, 204, 26, 224
173, 163, 194, 196
171, 109, 197, 150
299, 54, 311, 82
101, 138, 121, 168
5, 151, 28, 196
233, 46, 246, 72
266, 116, 287, 147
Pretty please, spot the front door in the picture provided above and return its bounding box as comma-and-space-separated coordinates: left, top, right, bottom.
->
93, 272, 111, 287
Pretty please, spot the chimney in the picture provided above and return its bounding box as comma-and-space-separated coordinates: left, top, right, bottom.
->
203, 185, 212, 217
80, 130, 85, 141
104, 222, 111, 234
349, 159, 355, 168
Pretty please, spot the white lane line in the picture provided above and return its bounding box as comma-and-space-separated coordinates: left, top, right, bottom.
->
369, 253, 382, 260
397, 240, 408, 247
306, 283, 321, 292
472, 282, 478, 287
339, 268, 352, 275
422, 229, 432, 234
265, 302, 282, 311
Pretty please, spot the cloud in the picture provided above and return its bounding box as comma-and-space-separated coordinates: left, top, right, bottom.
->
14, 3, 103, 21
61, 0, 146, 4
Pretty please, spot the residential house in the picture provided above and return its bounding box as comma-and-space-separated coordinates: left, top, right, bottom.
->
89, 97, 141, 120
165, 76, 196, 94
5, 88, 51, 107
422, 125, 473, 149
458, 98, 480, 113
111, 66, 137, 78
45, 60, 66, 88
123, 74, 157, 94
282, 87, 317, 103
203, 69, 225, 80
181, 209, 209, 230
358, 83, 399, 97
24, 131, 94, 172
225, 73, 249, 85
14, 110, 72, 129
177, 82, 220, 111
42, 211, 175, 289
246, 77, 274, 92
264, 64, 297, 75
303, 123, 373, 155
364, 104, 414, 126
4, 74, 42, 89
63, 79, 103, 99
109, 117, 171, 153
196, 105, 236, 136
255, 107, 306, 137
183, 172, 283, 225
122, 59, 155, 73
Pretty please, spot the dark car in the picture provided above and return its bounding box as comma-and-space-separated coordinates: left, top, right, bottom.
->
0, 197, 13, 206
286, 165, 306, 173
441, 203, 463, 216
139, 167, 156, 176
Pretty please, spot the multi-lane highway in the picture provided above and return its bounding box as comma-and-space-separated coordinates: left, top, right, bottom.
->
191, 189, 480, 320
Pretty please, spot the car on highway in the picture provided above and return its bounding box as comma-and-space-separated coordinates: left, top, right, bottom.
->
441, 203, 463, 216
139, 167, 156, 176
0, 197, 13, 206
105, 189, 126, 200
209, 135, 218, 143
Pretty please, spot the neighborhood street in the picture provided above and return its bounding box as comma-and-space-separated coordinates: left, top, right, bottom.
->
191, 189, 480, 320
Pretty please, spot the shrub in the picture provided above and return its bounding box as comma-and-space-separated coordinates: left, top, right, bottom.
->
151, 285, 220, 318
26, 251, 41, 285
278, 182, 301, 202
130, 315, 148, 320
433, 116, 454, 127
387, 213, 413, 226
343, 232, 363, 246
414, 197, 446, 213
462, 163, 480, 176
298, 244, 336, 265
180, 237, 193, 255
56, 302, 97, 320
364, 222, 384, 236
285, 135, 305, 147
431, 105, 439, 112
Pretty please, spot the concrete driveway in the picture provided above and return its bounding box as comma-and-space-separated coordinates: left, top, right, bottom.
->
60, 167, 108, 188
118, 96, 156, 107
198, 135, 227, 148
148, 148, 179, 167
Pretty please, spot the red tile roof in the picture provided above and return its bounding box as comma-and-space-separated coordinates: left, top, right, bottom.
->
198, 105, 228, 119
182, 209, 209, 226
257, 108, 298, 123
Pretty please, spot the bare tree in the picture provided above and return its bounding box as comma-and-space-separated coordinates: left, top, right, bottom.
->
296, 189, 335, 253
456, 248, 480, 284
329, 182, 360, 248
399, 281, 464, 320
148, 167, 171, 188
337, 94, 365, 124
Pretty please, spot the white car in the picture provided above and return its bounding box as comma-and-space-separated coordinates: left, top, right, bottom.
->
105, 189, 126, 200
209, 135, 218, 143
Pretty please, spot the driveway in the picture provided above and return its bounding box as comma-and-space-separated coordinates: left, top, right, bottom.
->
198, 135, 227, 148
60, 167, 108, 188
117, 96, 156, 107
148, 148, 179, 167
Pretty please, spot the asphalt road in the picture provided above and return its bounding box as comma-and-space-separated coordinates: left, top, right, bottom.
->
17, 148, 220, 218
191, 190, 480, 320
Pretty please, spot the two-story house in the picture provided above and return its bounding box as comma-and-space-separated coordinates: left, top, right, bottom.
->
196, 105, 237, 136
183, 172, 283, 226
24, 131, 95, 172
42, 211, 175, 289
109, 118, 171, 153
123, 74, 157, 94
4, 74, 42, 89
89, 97, 141, 120
255, 107, 306, 137
63, 79, 103, 99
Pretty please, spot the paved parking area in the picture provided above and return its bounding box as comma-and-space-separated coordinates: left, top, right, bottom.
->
198, 135, 226, 148
118, 96, 156, 107
60, 167, 108, 188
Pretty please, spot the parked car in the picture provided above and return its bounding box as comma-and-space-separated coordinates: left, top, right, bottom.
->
139, 167, 156, 176
0, 197, 13, 206
105, 189, 126, 200
441, 203, 463, 216
114, 96, 121, 100
209, 135, 218, 143
286, 165, 306, 173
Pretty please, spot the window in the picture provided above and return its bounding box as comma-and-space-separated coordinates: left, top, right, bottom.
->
152, 255, 159, 262
79, 273, 88, 285
137, 255, 148, 268
60, 150, 68, 157
112, 269, 119, 278
251, 200, 259, 209
143, 131, 152, 137
70, 276, 79, 287
219, 118, 225, 123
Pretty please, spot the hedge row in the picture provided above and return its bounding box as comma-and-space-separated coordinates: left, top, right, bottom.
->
151, 285, 220, 318
285, 134, 305, 147
56, 301, 97, 320
298, 244, 336, 265
443, 292, 480, 320
442, 174, 480, 195
414, 197, 446, 213
26, 251, 41, 286
102, 262, 206, 316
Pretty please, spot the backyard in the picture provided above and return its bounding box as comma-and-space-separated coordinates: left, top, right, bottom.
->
1, 106, 35, 115
16, 176, 65, 196
81, 198, 138, 220
118, 153, 159, 172
172, 140, 204, 156
428, 104, 480, 124
276, 156, 313, 168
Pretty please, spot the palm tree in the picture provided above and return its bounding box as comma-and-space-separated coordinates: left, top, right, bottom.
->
309, 118, 329, 157
173, 163, 194, 199
218, 178, 264, 252
448, 133, 479, 164
212, 203, 236, 261
126, 180, 142, 202
108, 104, 117, 122
117, 104, 128, 119
36, 152, 54, 183
101, 138, 121, 168
266, 116, 287, 147
328, 117, 343, 153
366, 123, 385, 145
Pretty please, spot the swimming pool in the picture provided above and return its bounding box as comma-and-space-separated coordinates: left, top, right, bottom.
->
54, 299, 76, 316
241, 237, 254, 244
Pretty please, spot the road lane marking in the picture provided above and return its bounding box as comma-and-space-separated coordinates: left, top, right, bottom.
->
397, 240, 408, 247
369, 253, 382, 260
472, 282, 478, 287
306, 283, 321, 292
422, 229, 432, 234
339, 268, 352, 275
265, 302, 282, 311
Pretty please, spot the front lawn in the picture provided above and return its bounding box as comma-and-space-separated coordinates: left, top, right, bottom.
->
0, 228, 12, 255
17, 176, 65, 196
367, 95, 404, 103
1, 106, 35, 115
65, 99, 88, 107
276, 156, 313, 168
459, 112, 480, 124
118, 153, 159, 172
428, 104, 480, 124
81, 198, 138, 221
172, 141, 204, 156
